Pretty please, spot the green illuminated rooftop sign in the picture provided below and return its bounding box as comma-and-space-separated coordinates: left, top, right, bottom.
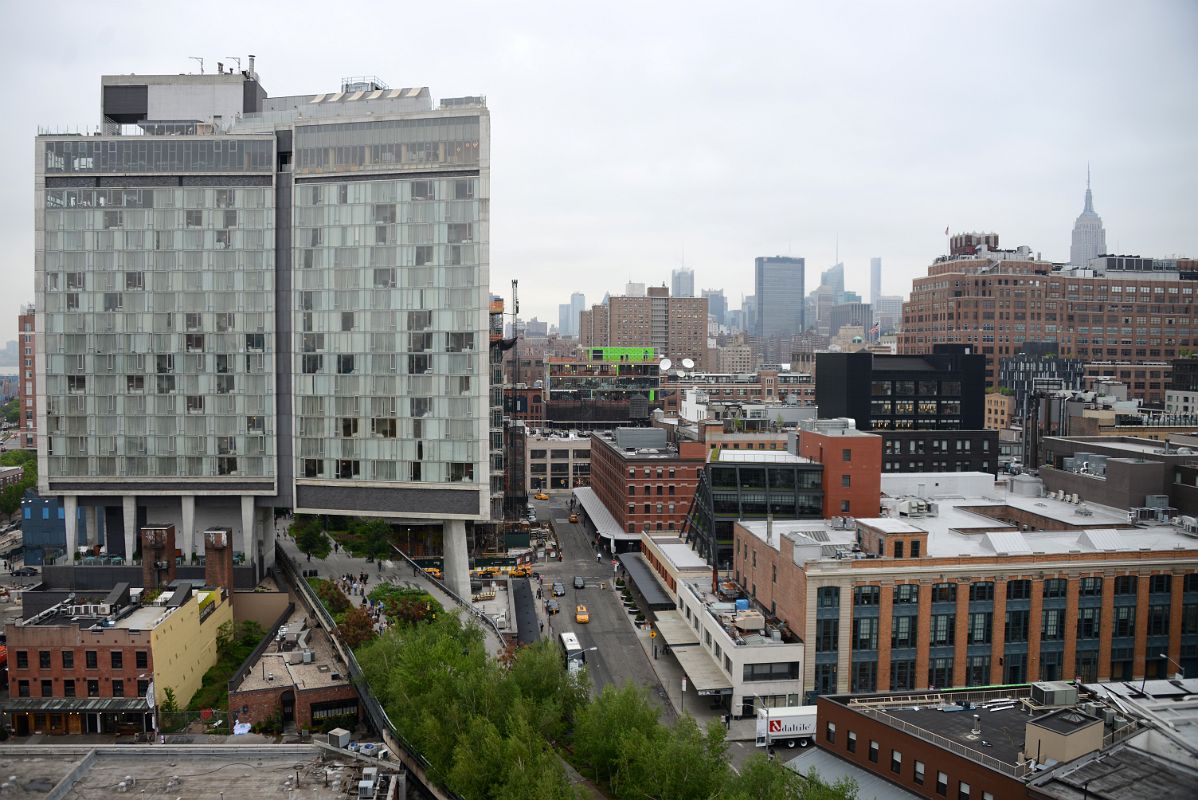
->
589, 347, 656, 362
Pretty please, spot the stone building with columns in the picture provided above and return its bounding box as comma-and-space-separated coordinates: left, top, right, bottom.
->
733, 472, 1198, 702
33, 67, 491, 595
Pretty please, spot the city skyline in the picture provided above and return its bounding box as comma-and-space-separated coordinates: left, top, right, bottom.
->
1, 2, 1196, 341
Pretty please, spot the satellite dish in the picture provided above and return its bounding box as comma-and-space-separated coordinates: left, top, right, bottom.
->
673, 369, 685, 377
658, 358, 672, 372
681, 358, 695, 369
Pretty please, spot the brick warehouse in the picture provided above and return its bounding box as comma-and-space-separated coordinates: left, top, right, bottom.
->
733, 472, 1198, 699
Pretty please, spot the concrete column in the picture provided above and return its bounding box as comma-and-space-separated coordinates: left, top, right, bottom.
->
84, 505, 98, 547
240, 495, 255, 573
180, 495, 196, 562
262, 507, 277, 569
63, 496, 78, 563
443, 519, 470, 600
122, 496, 137, 563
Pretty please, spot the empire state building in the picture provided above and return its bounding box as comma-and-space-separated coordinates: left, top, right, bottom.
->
1069, 167, 1107, 267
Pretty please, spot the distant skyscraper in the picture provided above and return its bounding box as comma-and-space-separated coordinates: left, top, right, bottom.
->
625, 282, 646, 297
1070, 167, 1107, 267
570, 292, 585, 334
671, 268, 695, 298
558, 303, 573, 337
702, 289, 726, 325
870, 257, 881, 308
754, 257, 805, 340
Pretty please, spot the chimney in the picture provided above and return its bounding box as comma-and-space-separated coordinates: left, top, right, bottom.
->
766, 512, 774, 546
247, 54, 255, 77
140, 524, 177, 591
204, 527, 236, 597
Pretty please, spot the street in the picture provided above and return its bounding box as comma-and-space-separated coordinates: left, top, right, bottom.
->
529, 495, 675, 721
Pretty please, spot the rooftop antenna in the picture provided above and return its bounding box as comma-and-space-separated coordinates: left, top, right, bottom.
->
189, 56, 204, 75
226, 56, 242, 73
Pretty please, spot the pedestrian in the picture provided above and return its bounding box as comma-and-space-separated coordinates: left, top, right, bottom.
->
306, 552, 311, 562
333, 542, 339, 553
596, 552, 601, 563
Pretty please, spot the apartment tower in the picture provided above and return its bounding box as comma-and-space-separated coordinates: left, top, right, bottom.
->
35, 65, 490, 596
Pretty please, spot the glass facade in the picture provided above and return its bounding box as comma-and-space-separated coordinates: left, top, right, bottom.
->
291, 174, 486, 485
40, 182, 277, 479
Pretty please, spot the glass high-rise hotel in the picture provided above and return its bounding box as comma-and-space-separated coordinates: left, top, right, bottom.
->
35, 68, 489, 591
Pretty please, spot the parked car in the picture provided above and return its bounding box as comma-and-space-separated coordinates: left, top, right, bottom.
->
573, 575, 585, 590
568, 513, 579, 523
552, 581, 566, 596
10, 566, 38, 577
545, 599, 561, 615
575, 604, 589, 624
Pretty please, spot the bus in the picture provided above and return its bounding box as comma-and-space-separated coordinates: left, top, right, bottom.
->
559, 632, 586, 675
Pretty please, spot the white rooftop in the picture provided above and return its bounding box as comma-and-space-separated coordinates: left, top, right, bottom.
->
716, 451, 809, 464
740, 492, 1198, 561
655, 541, 711, 570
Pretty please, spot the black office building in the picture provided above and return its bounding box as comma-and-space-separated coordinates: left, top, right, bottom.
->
816, 345, 997, 474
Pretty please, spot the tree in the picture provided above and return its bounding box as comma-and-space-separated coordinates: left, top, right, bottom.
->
571, 682, 661, 785
292, 515, 330, 560
337, 606, 377, 649
351, 517, 393, 561
612, 715, 728, 800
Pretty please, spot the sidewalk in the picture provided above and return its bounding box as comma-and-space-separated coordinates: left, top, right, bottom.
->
274, 523, 505, 657
607, 579, 757, 742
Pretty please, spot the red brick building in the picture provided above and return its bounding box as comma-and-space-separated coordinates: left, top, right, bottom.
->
17, 305, 35, 449
587, 428, 706, 535
796, 422, 883, 518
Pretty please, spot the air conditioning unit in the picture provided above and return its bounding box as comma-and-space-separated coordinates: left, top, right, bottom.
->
1031, 681, 1078, 707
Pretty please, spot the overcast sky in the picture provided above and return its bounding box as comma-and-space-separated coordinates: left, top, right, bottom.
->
2, 0, 1196, 343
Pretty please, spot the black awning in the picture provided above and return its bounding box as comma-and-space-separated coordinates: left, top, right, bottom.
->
616, 553, 675, 611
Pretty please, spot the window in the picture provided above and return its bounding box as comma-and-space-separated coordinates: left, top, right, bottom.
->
846, 730, 857, 753
135, 651, 148, 669
1007, 579, 1031, 600
15, 651, 28, 669
930, 614, 954, 646
1113, 606, 1136, 637
41, 679, 53, 697
111, 651, 123, 669
825, 722, 836, 744
1043, 578, 1067, 599
893, 540, 904, 558
1080, 576, 1102, 596
894, 584, 918, 604
87, 680, 99, 697
64, 680, 76, 697
937, 771, 948, 796
1149, 574, 1172, 594
17, 681, 29, 698
842, 448, 852, 462
914, 761, 925, 785
959, 781, 971, 799
137, 679, 150, 697
931, 583, 956, 603
1006, 609, 1029, 642
841, 474, 851, 488
1077, 607, 1101, 639
890, 749, 902, 774
868, 739, 878, 763
1115, 575, 1138, 595
968, 612, 992, 644
39, 650, 51, 669
969, 582, 994, 602
853, 586, 880, 606
62, 650, 74, 669
1042, 608, 1064, 640
85, 651, 98, 669
112, 679, 124, 697
818, 587, 840, 607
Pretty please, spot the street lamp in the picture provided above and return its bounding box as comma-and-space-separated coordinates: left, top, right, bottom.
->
1159, 653, 1185, 679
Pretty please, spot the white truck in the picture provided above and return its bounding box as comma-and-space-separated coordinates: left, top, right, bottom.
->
755, 705, 818, 748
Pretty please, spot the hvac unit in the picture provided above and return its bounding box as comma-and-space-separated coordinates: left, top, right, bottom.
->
1031, 681, 1078, 707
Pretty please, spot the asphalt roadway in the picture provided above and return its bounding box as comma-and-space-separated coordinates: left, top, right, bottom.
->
527, 496, 676, 722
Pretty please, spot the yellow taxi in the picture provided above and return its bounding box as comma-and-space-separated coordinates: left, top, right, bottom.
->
534, 492, 549, 501
423, 567, 443, 580
575, 604, 589, 624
